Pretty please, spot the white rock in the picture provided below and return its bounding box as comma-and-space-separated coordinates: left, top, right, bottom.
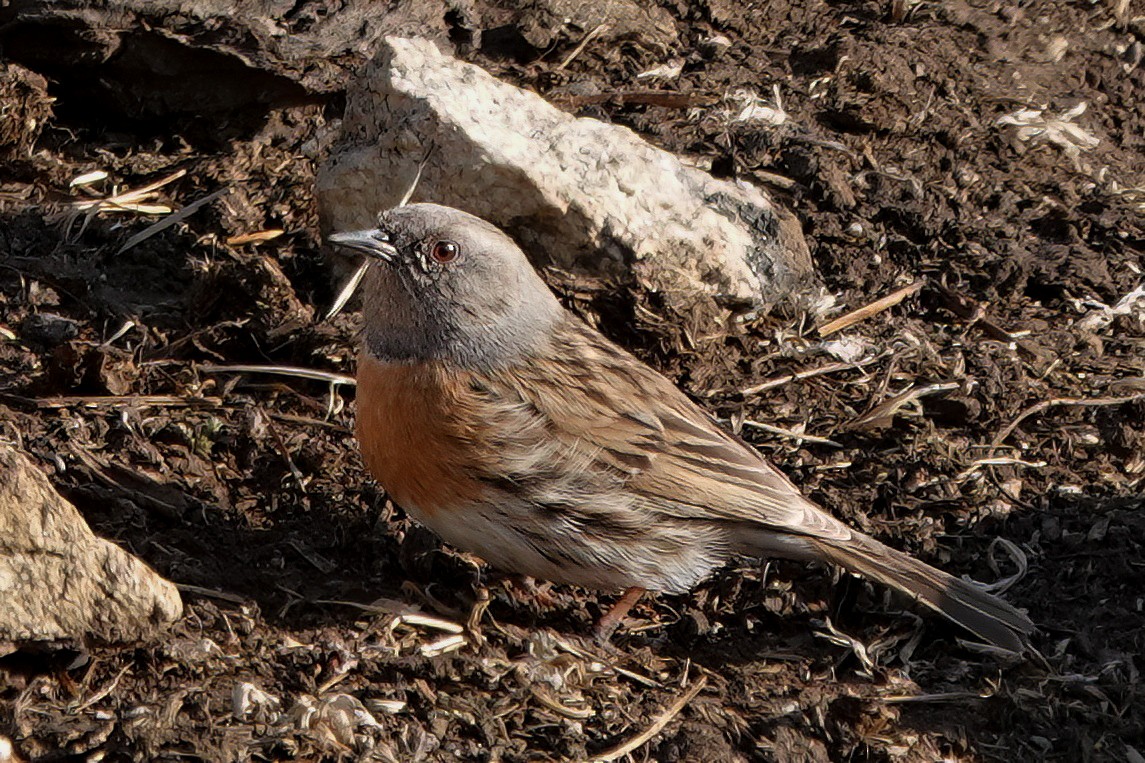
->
317, 36, 819, 312
636, 58, 685, 80
699, 34, 733, 58
0, 446, 182, 643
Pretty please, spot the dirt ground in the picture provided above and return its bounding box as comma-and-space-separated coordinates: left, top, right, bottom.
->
1, 1, 1143, 761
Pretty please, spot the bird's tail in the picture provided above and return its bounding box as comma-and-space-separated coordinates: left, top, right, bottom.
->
807, 533, 1035, 653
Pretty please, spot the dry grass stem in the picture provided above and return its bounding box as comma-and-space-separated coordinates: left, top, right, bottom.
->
399, 155, 429, 208
0, 393, 225, 409
881, 690, 990, 704
200, 364, 355, 387
817, 280, 924, 336
559, 23, 608, 69
848, 381, 960, 430
265, 416, 308, 491
815, 620, 877, 673
955, 456, 1047, 482
313, 600, 465, 635
176, 583, 249, 604
100, 319, 136, 347
201, 364, 353, 419
551, 635, 664, 689
65, 168, 186, 220
530, 686, 595, 720
325, 155, 428, 319
592, 676, 707, 762
732, 352, 888, 397
979, 538, 1030, 594
69, 170, 109, 187
226, 229, 285, 246
419, 634, 467, 657
393, 614, 465, 634
286, 539, 335, 574
324, 260, 370, 321
741, 418, 843, 447
69, 664, 132, 714
115, 187, 229, 255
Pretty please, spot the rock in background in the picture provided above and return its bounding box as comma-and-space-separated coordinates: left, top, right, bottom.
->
0, 0, 466, 112
0, 446, 182, 644
317, 36, 820, 313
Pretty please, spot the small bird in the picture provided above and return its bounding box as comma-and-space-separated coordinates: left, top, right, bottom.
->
329, 203, 1034, 653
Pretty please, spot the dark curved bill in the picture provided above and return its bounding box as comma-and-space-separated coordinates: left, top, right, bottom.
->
327, 229, 398, 261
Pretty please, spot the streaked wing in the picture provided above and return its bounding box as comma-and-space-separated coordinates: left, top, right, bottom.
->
501, 316, 851, 542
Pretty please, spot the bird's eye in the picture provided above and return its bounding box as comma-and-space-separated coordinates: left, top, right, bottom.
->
430, 240, 460, 264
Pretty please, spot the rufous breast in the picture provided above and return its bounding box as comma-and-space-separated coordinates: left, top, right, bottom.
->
355, 353, 488, 516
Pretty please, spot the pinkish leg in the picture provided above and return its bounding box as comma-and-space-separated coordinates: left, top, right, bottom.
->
594, 586, 646, 642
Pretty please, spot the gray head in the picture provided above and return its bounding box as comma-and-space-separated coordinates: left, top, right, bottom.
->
328, 203, 564, 369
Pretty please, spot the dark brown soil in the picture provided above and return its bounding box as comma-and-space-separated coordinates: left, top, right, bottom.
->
2, 1, 1143, 761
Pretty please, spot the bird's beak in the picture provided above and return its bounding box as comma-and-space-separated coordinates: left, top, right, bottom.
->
327, 229, 398, 262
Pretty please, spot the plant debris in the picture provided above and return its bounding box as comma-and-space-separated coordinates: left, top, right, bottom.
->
1, 1, 1143, 761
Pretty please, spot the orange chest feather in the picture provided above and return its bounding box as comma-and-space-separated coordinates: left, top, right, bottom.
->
355, 355, 486, 515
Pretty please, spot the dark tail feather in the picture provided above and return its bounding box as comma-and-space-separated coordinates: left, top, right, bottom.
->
810, 534, 1035, 653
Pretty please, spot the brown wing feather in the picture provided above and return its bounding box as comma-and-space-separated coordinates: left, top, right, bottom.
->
505, 316, 850, 541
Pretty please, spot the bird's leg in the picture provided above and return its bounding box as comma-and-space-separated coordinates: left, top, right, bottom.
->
465, 584, 490, 647
594, 586, 646, 642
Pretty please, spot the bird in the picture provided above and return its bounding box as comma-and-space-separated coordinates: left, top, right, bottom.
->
328, 203, 1035, 653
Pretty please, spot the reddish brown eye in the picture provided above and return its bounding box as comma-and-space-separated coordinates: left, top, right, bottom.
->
431, 240, 460, 264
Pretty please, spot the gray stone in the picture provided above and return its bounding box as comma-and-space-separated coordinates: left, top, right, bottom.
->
317, 36, 820, 313
0, 446, 182, 644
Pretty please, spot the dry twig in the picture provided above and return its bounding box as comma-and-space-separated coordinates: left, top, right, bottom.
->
933, 282, 1050, 361
991, 393, 1145, 447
